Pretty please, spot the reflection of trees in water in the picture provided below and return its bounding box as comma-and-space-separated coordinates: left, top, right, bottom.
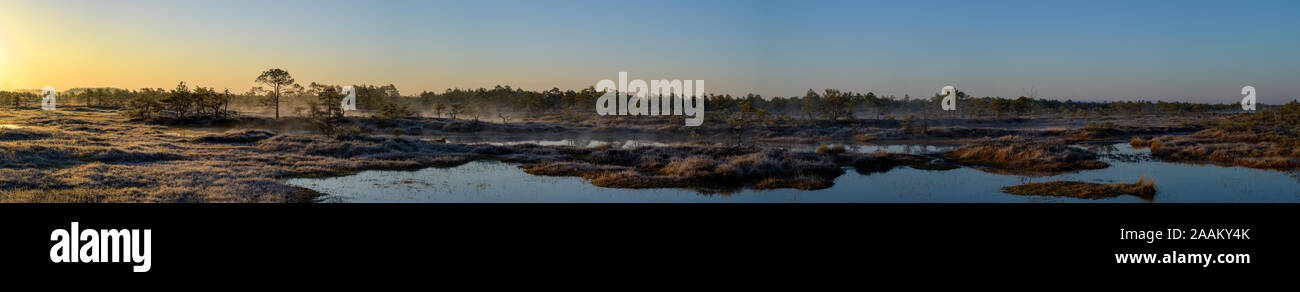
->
1017, 176, 1035, 185
1080, 142, 1157, 163
899, 144, 943, 154
1101, 153, 1152, 163
848, 143, 953, 155
1080, 143, 1119, 154
853, 165, 898, 176
446, 134, 687, 149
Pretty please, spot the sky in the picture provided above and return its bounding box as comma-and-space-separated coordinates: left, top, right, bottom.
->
0, 0, 1297, 103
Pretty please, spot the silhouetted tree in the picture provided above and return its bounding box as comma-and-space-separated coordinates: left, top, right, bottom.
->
255, 68, 296, 120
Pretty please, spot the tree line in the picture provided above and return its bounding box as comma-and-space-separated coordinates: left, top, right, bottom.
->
1, 68, 1259, 124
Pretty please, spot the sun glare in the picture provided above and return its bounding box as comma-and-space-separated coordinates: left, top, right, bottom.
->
0, 36, 9, 87
0, 22, 13, 90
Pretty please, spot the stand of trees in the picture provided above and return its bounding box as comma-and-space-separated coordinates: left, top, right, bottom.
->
126, 81, 235, 120
0, 91, 39, 108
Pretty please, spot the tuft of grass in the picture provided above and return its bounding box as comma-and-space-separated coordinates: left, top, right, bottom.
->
590, 170, 683, 189
1129, 136, 1152, 148
1070, 123, 1125, 140
1001, 177, 1156, 199
1148, 140, 1164, 152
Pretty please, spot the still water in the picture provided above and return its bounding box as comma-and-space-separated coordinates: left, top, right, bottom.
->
285, 143, 1300, 202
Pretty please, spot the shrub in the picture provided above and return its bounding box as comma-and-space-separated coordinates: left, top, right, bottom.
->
373, 100, 416, 128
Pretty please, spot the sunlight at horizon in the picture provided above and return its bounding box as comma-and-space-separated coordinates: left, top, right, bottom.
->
1, 0, 1297, 102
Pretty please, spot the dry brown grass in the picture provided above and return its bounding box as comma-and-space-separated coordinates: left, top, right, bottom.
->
1133, 131, 1300, 170
0, 107, 1226, 202
1129, 136, 1153, 148
1001, 177, 1156, 200
944, 141, 1108, 174
522, 146, 848, 191
1143, 106, 1300, 169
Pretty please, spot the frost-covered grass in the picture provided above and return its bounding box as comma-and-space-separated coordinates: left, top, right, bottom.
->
0, 107, 1269, 202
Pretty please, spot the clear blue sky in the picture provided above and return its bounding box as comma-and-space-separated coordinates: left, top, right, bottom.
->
4, 0, 1297, 103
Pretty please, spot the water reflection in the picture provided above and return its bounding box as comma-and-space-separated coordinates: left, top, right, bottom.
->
441, 134, 686, 149
285, 143, 1300, 203
840, 144, 955, 154
439, 134, 954, 154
